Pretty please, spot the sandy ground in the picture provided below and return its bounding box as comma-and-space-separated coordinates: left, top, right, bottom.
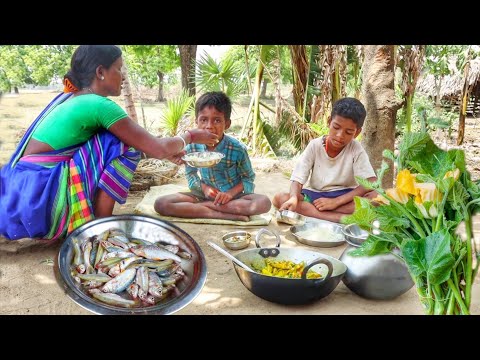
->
1, 91, 479, 315
1, 168, 479, 315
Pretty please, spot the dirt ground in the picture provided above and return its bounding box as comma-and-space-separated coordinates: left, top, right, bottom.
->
1, 91, 479, 315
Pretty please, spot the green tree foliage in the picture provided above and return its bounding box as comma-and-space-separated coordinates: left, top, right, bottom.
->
194, 51, 246, 100
224, 45, 292, 86
23, 45, 75, 85
122, 45, 179, 93
0, 46, 30, 92
0, 45, 75, 92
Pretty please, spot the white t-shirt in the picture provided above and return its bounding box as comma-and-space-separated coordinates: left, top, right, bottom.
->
290, 136, 376, 192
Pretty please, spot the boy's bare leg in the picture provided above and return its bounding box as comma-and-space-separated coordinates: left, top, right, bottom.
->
272, 192, 290, 209
154, 193, 249, 221
330, 190, 378, 214
295, 201, 345, 223
94, 189, 115, 217
202, 194, 271, 216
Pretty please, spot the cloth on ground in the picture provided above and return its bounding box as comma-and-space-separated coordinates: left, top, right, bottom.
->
134, 184, 272, 225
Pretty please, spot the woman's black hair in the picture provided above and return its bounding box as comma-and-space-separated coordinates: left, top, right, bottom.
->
64, 45, 122, 89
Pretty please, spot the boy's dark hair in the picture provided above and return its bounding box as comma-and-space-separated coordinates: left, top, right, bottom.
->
65, 45, 122, 89
195, 91, 232, 119
331, 97, 366, 128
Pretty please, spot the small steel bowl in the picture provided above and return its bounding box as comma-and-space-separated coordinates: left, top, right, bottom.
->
342, 223, 369, 247
276, 210, 306, 226
222, 231, 252, 250
182, 151, 224, 168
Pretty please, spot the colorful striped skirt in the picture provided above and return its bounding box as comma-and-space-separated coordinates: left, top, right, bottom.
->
0, 130, 140, 241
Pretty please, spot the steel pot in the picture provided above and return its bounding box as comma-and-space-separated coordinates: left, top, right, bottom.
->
339, 244, 414, 300
232, 228, 347, 305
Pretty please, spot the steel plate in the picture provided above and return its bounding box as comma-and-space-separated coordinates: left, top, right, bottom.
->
290, 219, 346, 248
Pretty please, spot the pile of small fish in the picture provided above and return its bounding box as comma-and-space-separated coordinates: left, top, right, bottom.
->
70, 228, 192, 308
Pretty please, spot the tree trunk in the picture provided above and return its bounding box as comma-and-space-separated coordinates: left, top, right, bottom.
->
179, 45, 197, 97
361, 45, 401, 188
288, 45, 308, 115
457, 60, 471, 145
156, 71, 165, 102
260, 78, 268, 98
244, 45, 253, 95
121, 64, 138, 123
14, 86, 19, 94
434, 76, 442, 112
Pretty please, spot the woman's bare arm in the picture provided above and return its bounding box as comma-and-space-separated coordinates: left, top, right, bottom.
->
108, 117, 218, 160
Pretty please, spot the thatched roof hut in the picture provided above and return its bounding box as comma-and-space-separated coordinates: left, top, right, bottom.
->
416, 58, 480, 115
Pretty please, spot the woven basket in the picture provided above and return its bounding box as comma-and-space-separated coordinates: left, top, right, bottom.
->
131, 158, 179, 191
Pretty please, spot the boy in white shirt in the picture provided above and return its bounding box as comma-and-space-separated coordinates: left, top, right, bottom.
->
272, 97, 377, 223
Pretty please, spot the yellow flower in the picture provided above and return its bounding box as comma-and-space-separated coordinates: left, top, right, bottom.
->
372, 194, 390, 205
386, 188, 410, 204
396, 169, 417, 195
444, 168, 460, 181
413, 182, 441, 218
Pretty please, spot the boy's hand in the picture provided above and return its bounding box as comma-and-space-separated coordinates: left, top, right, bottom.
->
313, 197, 338, 211
279, 196, 298, 211
202, 184, 219, 200
213, 192, 233, 206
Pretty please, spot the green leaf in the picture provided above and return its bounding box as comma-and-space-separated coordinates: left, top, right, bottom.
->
375, 206, 411, 231
424, 231, 455, 284
382, 149, 395, 162
398, 132, 431, 167
402, 240, 426, 278
355, 176, 377, 191
342, 197, 377, 227
448, 181, 469, 212
349, 237, 392, 256
375, 161, 390, 186
402, 230, 454, 285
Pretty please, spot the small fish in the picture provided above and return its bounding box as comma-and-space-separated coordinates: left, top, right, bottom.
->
130, 245, 182, 262
89, 289, 137, 308
102, 268, 137, 293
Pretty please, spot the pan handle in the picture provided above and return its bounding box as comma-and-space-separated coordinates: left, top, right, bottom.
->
301, 258, 333, 284
255, 228, 281, 248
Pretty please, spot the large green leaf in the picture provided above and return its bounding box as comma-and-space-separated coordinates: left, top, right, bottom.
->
398, 132, 431, 167
402, 229, 454, 285
341, 197, 377, 227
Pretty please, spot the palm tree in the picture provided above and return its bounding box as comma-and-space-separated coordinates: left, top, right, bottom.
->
159, 90, 195, 137
194, 51, 246, 99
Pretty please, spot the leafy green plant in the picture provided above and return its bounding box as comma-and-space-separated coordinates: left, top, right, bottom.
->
343, 131, 480, 314
195, 51, 246, 100
159, 90, 195, 136
396, 94, 456, 137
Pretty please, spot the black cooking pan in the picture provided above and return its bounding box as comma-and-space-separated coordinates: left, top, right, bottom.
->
232, 229, 347, 305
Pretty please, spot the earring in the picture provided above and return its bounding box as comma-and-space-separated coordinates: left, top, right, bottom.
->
101, 76, 104, 80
